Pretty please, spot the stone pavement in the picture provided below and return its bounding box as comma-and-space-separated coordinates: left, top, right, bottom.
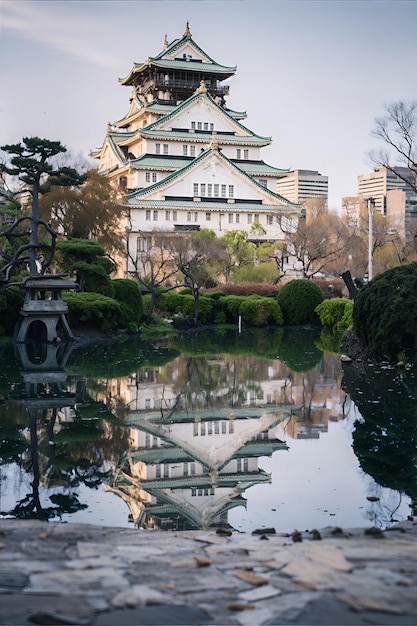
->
0, 518, 417, 625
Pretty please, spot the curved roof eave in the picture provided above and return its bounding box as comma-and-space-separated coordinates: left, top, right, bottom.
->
138, 130, 271, 146
127, 148, 300, 210
143, 91, 271, 143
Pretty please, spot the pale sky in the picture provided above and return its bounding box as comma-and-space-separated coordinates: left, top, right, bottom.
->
1, 0, 416, 211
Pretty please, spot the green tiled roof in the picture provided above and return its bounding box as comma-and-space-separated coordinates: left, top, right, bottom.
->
127, 147, 300, 209
233, 161, 290, 176
139, 129, 270, 146
143, 91, 271, 144
154, 33, 236, 72
129, 154, 193, 170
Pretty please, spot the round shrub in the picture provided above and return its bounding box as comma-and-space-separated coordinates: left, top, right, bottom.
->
353, 262, 417, 360
315, 298, 353, 334
277, 279, 323, 325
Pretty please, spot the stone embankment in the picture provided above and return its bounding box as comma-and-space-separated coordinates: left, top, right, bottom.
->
1, 518, 417, 625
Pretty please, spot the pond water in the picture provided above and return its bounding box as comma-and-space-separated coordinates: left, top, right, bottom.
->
1, 327, 416, 533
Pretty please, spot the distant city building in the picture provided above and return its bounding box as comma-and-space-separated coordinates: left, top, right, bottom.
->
276, 169, 328, 208
357, 166, 417, 215
356, 166, 417, 246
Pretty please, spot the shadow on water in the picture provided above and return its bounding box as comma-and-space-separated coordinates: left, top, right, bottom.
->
0, 328, 415, 529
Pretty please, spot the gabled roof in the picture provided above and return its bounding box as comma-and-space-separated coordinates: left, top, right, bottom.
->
119, 24, 236, 86
141, 90, 271, 144
90, 133, 130, 164
128, 144, 300, 210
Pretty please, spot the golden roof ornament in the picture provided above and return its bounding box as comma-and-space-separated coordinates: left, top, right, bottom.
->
107, 121, 112, 134
184, 21, 191, 38
195, 79, 207, 94
163, 34, 168, 49
209, 131, 219, 151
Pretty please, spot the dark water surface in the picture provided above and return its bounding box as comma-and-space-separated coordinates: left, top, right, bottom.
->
1, 327, 415, 532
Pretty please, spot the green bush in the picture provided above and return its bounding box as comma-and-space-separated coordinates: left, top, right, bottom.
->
112, 278, 143, 324
277, 279, 323, 325
179, 294, 214, 324
220, 295, 244, 322
239, 296, 283, 326
218, 295, 283, 327
0, 286, 25, 336
353, 262, 417, 360
155, 291, 183, 314
315, 298, 353, 333
64, 292, 124, 332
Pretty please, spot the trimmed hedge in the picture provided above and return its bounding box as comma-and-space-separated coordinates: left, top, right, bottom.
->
315, 298, 353, 334
277, 279, 323, 325
64, 291, 124, 332
220, 295, 283, 326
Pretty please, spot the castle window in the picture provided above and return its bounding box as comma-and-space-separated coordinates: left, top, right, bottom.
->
153, 210, 158, 221
193, 183, 199, 196
221, 184, 226, 197
228, 185, 234, 198
194, 212, 198, 222
152, 172, 157, 182
259, 178, 267, 188
214, 184, 219, 197
190, 145, 195, 157
145, 172, 151, 182
173, 210, 177, 221
247, 213, 253, 224
267, 214, 273, 225
235, 213, 240, 223
228, 213, 234, 223
204, 122, 209, 131
165, 210, 171, 221
187, 212, 192, 222
207, 184, 212, 197
205, 212, 211, 221
146, 210, 151, 221
255, 213, 260, 222
236, 149, 241, 159
200, 183, 206, 196
163, 144, 168, 155
244, 149, 249, 160
191, 121, 196, 130
155, 143, 161, 154
183, 145, 188, 156
210, 123, 214, 131
197, 121, 202, 130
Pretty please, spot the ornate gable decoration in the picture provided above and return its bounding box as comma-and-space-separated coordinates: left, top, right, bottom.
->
128, 147, 295, 209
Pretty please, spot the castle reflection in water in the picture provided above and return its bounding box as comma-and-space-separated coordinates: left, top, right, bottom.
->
1, 331, 348, 531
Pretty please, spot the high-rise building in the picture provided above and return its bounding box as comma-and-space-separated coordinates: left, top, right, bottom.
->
357, 166, 417, 215
276, 169, 328, 208
91, 24, 301, 274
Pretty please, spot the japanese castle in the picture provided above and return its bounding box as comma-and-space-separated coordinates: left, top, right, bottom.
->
91, 23, 301, 270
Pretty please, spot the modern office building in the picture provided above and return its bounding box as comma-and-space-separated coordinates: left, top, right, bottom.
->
357, 166, 417, 215
276, 169, 328, 208
91, 23, 301, 274
356, 166, 417, 246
